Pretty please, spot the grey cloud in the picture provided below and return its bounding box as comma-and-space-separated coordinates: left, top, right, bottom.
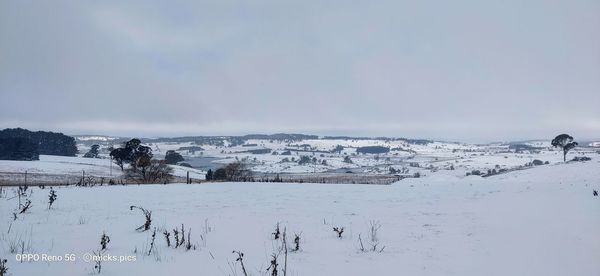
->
1, 0, 599, 142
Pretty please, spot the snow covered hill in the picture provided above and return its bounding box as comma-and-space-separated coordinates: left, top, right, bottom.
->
2, 136, 598, 185
1, 160, 598, 275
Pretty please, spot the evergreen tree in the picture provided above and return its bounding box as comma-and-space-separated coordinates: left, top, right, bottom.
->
551, 134, 578, 162
205, 169, 213, 181
83, 144, 100, 158
165, 150, 184, 164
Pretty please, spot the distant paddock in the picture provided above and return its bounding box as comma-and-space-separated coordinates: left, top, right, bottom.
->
0, 171, 407, 186
0, 171, 189, 187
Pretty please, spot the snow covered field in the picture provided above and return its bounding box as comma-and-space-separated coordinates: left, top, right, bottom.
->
0, 155, 206, 185
74, 136, 600, 178
0, 136, 593, 185
1, 160, 599, 275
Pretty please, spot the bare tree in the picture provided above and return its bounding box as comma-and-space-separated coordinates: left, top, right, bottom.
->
224, 161, 253, 181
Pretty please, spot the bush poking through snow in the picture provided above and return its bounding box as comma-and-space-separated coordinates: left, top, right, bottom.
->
281, 228, 289, 275
47, 188, 57, 209
273, 223, 281, 240
6, 228, 34, 256
292, 233, 301, 252
232, 251, 249, 276
185, 228, 195, 251
18, 199, 31, 214
369, 220, 381, 243
129, 206, 152, 231
333, 227, 344, 238
357, 234, 384, 253
147, 228, 157, 256
92, 251, 102, 274
358, 221, 385, 253
267, 254, 279, 276
0, 258, 8, 276
100, 233, 110, 250
180, 224, 186, 248
343, 156, 353, 164
163, 230, 171, 247
358, 234, 366, 252
173, 228, 180, 248
171, 224, 192, 249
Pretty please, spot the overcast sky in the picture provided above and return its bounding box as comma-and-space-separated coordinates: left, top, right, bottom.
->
1, 0, 598, 142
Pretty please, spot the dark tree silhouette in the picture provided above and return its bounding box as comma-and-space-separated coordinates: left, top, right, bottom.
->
165, 150, 184, 164
0, 137, 39, 160
83, 144, 100, 158
332, 145, 344, 154
109, 138, 153, 171
109, 147, 130, 171
205, 169, 214, 181
298, 155, 312, 165
213, 168, 227, 180
224, 161, 252, 181
0, 128, 76, 156
551, 134, 578, 162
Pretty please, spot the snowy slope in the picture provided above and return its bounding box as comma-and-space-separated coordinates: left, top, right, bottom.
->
0, 155, 206, 181
1, 160, 598, 275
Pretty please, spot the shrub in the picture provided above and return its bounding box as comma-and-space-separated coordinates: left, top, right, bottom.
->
147, 228, 157, 256
129, 206, 152, 231
333, 227, 344, 238
293, 233, 301, 252
19, 199, 32, 214
272, 223, 281, 240
531, 159, 544, 166
233, 251, 249, 276
126, 160, 173, 183
165, 150, 184, 164
178, 162, 192, 168
205, 169, 214, 181
0, 258, 7, 276
48, 188, 57, 209
331, 145, 344, 153
213, 168, 227, 180
100, 233, 110, 250
223, 161, 252, 181
572, 156, 591, 162
83, 145, 100, 158
343, 156, 353, 164
298, 155, 312, 165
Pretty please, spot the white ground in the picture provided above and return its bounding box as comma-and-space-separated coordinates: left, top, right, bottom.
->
6, 138, 594, 180
0, 155, 206, 180
1, 160, 599, 275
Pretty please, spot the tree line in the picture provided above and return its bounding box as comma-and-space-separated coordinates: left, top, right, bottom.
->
0, 128, 77, 160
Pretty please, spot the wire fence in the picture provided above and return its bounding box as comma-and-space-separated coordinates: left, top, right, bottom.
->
0, 171, 407, 186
